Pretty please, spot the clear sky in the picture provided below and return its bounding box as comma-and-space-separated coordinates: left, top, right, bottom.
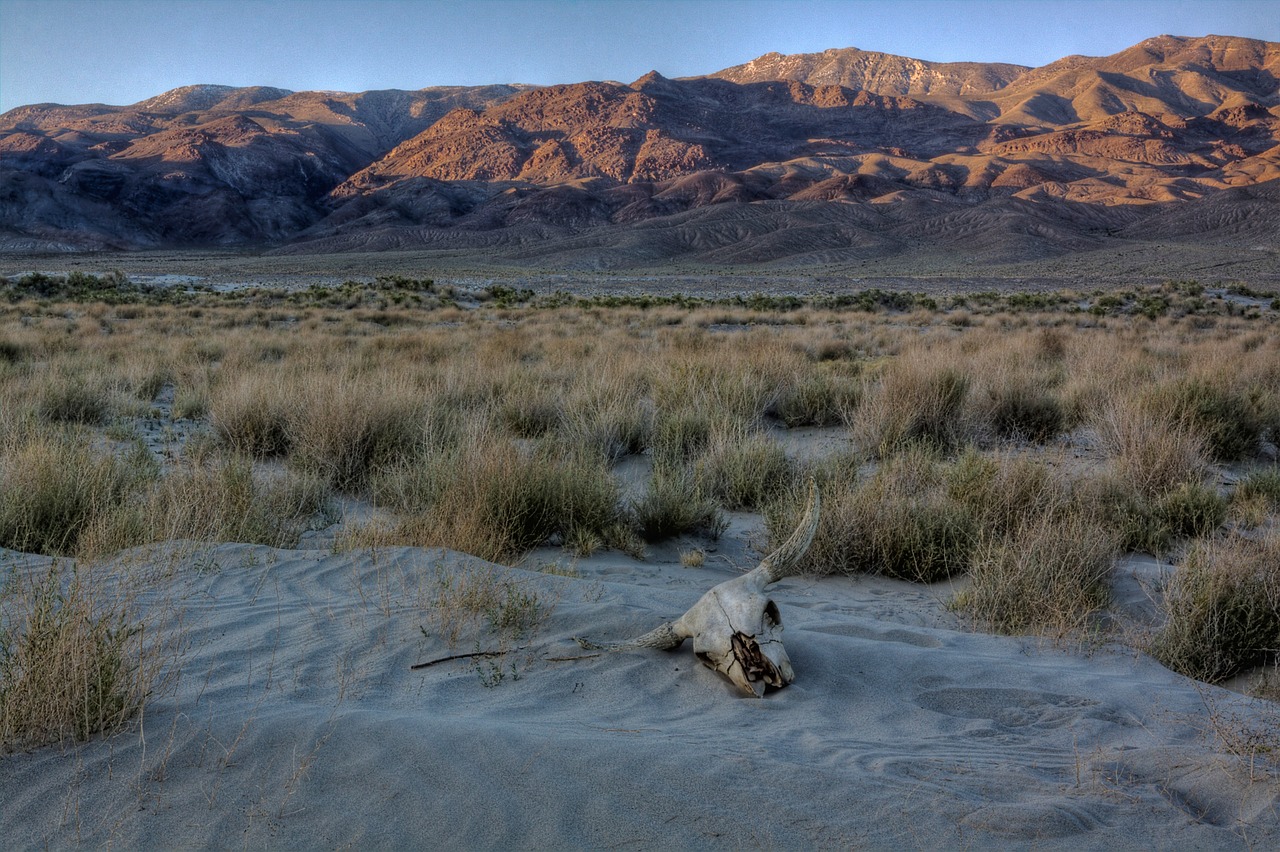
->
2, 0, 1278, 113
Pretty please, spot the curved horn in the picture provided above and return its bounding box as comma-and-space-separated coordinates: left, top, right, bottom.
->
753, 476, 821, 585
575, 620, 686, 652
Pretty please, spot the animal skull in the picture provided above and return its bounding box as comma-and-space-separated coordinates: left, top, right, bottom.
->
579, 477, 820, 697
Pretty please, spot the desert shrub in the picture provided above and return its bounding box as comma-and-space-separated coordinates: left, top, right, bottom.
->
1073, 472, 1226, 555
984, 382, 1066, 442
1150, 532, 1280, 683
696, 426, 793, 511
946, 450, 1063, 538
36, 375, 112, 426
650, 353, 780, 429
209, 373, 292, 458
497, 383, 563, 439
773, 367, 861, 427
1154, 481, 1228, 541
1235, 467, 1280, 510
77, 455, 332, 555
1143, 378, 1265, 462
650, 406, 715, 467
956, 510, 1118, 635
773, 448, 976, 581
560, 384, 649, 461
286, 374, 428, 492
389, 438, 624, 562
0, 431, 139, 556
1094, 401, 1208, 499
630, 464, 724, 542
0, 564, 149, 748
853, 355, 970, 456
0, 340, 27, 363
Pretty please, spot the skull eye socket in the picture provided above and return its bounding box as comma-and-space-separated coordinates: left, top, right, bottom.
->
764, 600, 781, 627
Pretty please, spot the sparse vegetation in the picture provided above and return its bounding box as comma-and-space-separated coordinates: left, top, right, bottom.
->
0, 562, 155, 749
1150, 531, 1280, 683
957, 510, 1118, 636
1, 278, 1278, 694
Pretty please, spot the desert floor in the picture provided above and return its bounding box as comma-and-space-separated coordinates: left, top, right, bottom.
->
2, 267, 1280, 849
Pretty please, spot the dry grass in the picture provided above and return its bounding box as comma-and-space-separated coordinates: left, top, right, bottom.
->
773, 448, 977, 582
0, 287, 1278, 691
696, 422, 794, 511
852, 348, 972, 456
0, 562, 159, 749
1094, 401, 1209, 500
378, 428, 626, 563
1150, 530, 1280, 683
958, 510, 1119, 636
0, 428, 143, 556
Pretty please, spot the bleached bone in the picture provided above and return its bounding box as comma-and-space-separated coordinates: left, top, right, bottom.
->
579, 477, 820, 697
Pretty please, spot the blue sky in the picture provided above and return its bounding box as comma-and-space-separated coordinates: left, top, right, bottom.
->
2, 0, 1278, 112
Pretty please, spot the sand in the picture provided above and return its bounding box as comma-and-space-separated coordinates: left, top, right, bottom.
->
4, 515, 1280, 850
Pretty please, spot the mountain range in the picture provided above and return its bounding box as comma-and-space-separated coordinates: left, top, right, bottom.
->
2, 34, 1278, 276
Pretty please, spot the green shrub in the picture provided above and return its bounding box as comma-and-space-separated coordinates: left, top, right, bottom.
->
651, 407, 714, 467
1143, 379, 1265, 462
1235, 467, 1280, 509
1074, 473, 1226, 556
947, 450, 1062, 538
1150, 532, 1280, 683
1154, 481, 1228, 540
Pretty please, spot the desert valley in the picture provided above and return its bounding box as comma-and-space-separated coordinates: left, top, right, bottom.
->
2, 29, 1280, 850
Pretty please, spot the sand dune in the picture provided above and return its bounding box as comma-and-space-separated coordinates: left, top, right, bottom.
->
4, 529, 1279, 848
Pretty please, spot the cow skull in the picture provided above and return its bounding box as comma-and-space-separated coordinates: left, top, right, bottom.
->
578, 477, 820, 697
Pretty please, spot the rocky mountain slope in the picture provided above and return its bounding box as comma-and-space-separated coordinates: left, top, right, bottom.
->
2, 35, 1278, 273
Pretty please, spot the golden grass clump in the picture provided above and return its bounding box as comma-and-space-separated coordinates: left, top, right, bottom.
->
852, 349, 972, 456
1094, 400, 1209, 500
378, 430, 626, 562
0, 429, 140, 556
0, 563, 154, 749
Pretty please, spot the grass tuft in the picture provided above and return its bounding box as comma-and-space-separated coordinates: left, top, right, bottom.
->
630, 464, 725, 542
773, 448, 976, 581
853, 355, 970, 456
956, 511, 1117, 636
0, 563, 151, 749
1150, 531, 1280, 683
